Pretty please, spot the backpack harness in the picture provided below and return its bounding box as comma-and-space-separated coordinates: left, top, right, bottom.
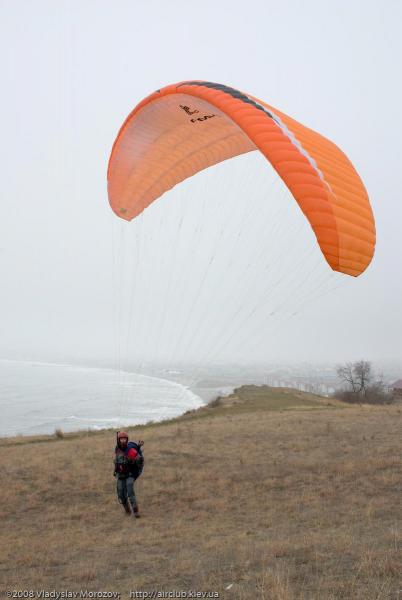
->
114, 441, 144, 480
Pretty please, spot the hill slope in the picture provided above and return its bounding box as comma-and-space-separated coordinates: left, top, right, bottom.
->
0, 386, 401, 599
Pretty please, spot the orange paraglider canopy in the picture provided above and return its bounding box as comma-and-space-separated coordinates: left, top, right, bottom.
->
107, 81, 375, 277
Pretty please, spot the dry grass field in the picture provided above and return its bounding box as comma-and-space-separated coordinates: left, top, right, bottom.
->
0, 386, 401, 599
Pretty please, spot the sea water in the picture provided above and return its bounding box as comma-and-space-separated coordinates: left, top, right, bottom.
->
0, 359, 203, 437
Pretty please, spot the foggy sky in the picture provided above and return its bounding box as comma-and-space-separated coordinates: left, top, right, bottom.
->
1, 0, 401, 367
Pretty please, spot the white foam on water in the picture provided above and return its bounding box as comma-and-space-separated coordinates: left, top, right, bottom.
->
0, 359, 203, 437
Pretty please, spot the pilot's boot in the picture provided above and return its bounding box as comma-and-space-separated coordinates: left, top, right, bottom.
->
122, 501, 131, 515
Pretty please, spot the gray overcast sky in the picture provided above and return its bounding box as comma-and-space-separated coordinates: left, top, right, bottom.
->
0, 0, 401, 367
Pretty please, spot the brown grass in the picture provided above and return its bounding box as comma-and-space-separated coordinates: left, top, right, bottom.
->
0, 386, 401, 599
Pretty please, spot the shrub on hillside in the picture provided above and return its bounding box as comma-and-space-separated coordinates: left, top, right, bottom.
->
335, 387, 393, 404
335, 360, 394, 404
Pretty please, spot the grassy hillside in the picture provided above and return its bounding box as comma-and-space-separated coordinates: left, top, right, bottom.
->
0, 386, 401, 599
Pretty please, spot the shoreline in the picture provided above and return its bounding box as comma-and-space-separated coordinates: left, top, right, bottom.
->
0, 383, 244, 444
0, 360, 236, 445
0, 360, 209, 439
0, 389, 223, 446
0, 388, 232, 443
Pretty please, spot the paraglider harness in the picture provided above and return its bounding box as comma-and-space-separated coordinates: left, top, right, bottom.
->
114, 434, 144, 481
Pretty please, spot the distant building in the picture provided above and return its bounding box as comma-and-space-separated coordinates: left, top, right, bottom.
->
391, 379, 402, 401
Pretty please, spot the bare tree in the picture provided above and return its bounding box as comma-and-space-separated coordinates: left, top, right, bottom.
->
337, 362, 358, 393
353, 360, 372, 395
337, 360, 372, 396
336, 360, 392, 404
